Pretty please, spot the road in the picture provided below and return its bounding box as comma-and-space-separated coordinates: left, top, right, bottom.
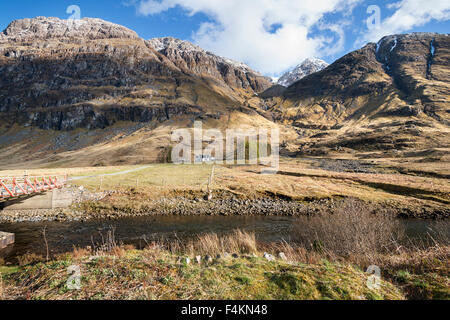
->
68, 165, 153, 181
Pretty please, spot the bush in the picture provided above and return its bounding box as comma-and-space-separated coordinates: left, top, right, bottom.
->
292, 198, 403, 262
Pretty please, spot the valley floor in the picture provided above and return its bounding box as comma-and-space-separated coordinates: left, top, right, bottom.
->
0, 156, 449, 222
0, 156, 449, 300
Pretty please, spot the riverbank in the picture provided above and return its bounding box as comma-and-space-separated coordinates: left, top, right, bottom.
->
0, 190, 448, 224
78, 187, 449, 219
1, 229, 448, 300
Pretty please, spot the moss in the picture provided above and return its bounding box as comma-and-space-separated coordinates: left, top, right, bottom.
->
385, 269, 449, 300
395, 270, 411, 283
235, 276, 252, 285
0, 266, 20, 275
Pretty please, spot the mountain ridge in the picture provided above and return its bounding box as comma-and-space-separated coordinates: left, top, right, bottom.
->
0, 16, 140, 41
0, 17, 272, 131
0, 17, 448, 167
147, 36, 272, 93
263, 32, 449, 156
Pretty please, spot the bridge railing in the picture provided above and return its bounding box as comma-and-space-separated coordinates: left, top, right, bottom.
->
0, 174, 68, 201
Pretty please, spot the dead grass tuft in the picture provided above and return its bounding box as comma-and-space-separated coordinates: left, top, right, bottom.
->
17, 253, 45, 266
154, 229, 258, 257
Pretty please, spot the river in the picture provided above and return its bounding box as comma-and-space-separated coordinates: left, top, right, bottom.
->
0, 216, 448, 263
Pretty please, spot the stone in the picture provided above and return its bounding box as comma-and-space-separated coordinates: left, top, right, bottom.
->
204, 255, 213, 263
278, 252, 288, 261
178, 257, 190, 265
263, 252, 275, 262
0, 231, 15, 249
232, 253, 239, 259
88, 256, 100, 262
195, 255, 202, 264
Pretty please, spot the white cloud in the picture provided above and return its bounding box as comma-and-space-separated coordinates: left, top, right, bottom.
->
135, 0, 361, 76
359, 0, 450, 44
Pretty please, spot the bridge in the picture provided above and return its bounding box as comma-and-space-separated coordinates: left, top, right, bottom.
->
0, 174, 69, 249
0, 174, 67, 202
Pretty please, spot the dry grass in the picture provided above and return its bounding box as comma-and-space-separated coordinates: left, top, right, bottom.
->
1, 212, 448, 300
2, 229, 447, 300
16, 253, 46, 267
31, 158, 446, 218
293, 199, 403, 263
73, 164, 219, 191
162, 230, 259, 257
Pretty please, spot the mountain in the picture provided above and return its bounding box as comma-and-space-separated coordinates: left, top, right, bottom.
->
264, 32, 450, 156
0, 17, 276, 167
0, 17, 448, 167
277, 58, 329, 87
0, 17, 272, 131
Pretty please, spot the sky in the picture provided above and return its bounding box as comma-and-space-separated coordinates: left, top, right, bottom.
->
1, 0, 449, 76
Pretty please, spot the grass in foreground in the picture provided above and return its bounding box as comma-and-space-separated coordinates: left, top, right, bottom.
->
1, 248, 404, 300
1, 227, 448, 300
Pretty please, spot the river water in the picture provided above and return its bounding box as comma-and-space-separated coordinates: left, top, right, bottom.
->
0, 216, 448, 263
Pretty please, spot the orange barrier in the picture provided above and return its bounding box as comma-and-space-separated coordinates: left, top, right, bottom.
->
0, 174, 68, 201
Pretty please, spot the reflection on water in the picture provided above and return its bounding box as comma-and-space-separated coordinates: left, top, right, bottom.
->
0, 215, 448, 263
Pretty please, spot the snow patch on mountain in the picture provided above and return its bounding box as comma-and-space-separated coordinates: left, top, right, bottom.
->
390, 37, 398, 52
147, 37, 203, 53
277, 58, 329, 87
1, 16, 139, 41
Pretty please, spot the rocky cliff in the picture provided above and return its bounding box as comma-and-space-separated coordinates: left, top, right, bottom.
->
147, 37, 272, 92
0, 17, 270, 132
0, 17, 140, 41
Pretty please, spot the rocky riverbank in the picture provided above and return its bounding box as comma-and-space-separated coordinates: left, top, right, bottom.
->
0, 192, 448, 223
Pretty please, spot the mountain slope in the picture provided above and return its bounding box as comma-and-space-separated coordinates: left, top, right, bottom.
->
264, 32, 450, 156
0, 17, 276, 130
0, 17, 278, 167
147, 37, 272, 93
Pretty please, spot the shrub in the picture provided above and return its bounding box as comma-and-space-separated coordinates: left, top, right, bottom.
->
292, 198, 403, 263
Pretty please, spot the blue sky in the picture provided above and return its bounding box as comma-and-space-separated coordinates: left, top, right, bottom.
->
1, 0, 449, 76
